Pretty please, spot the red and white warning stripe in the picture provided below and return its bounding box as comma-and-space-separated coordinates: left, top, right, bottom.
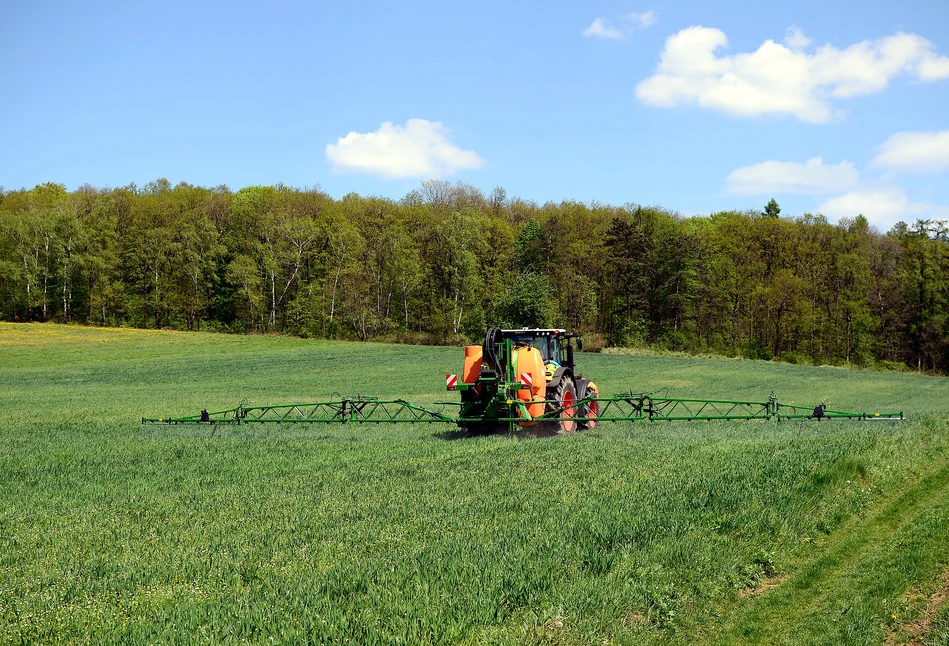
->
519, 372, 533, 388
446, 374, 458, 390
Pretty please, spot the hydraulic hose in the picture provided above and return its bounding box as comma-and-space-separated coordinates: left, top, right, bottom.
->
483, 327, 501, 373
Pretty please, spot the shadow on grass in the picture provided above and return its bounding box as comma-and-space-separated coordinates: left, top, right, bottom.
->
433, 422, 593, 441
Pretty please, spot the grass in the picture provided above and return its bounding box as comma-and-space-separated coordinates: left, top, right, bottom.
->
1, 322, 949, 644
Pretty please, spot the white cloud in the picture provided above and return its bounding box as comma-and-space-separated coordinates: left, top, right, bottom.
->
918, 54, 949, 80
871, 129, 949, 173
635, 27, 949, 122
624, 11, 658, 29
325, 119, 485, 179
818, 187, 949, 229
785, 26, 811, 50
583, 17, 623, 40
726, 156, 859, 195
584, 10, 657, 39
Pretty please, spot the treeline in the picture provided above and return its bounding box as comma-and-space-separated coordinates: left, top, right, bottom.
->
1, 180, 948, 372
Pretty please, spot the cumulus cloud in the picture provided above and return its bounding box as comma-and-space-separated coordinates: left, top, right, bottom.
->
726, 156, 859, 195
583, 17, 623, 40
871, 129, 949, 173
325, 119, 485, 179
818, 187, 949, 229
635, 27, 949, 122
918, 54, 949, 80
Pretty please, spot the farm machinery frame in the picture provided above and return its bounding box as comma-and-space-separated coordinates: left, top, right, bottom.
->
143, 328, 904, 430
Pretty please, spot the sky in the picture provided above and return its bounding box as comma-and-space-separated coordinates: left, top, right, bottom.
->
2, 0, 949, 230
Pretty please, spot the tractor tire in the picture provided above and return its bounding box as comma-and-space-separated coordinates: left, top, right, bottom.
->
580, 383, 599, 430
547, 376, 578, 434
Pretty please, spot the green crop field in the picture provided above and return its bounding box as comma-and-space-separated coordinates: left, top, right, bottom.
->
2, 323, 949, 645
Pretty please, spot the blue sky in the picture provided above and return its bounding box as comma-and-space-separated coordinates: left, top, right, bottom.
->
2, 0, 948, 229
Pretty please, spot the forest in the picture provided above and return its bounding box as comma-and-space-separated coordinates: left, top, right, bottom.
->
1, 180, 947, 373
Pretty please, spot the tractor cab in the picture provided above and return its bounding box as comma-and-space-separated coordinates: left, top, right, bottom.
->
499, 328, 574, 372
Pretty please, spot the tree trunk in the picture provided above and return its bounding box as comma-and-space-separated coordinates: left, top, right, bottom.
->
330, 266, 341, 323
270, 270, 277, 329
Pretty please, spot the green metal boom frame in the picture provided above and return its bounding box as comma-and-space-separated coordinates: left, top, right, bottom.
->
143, 397, 456, 426
143, 327, 905, 429
142, 392, 903, 426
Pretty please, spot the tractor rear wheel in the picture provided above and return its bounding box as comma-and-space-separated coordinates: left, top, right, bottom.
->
580, 384, 599, 430
548, 377, 577, 434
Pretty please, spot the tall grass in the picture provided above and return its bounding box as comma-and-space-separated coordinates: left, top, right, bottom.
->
1, 323, 948, 644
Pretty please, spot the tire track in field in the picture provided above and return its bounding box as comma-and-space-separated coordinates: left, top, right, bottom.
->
885, 567, 949, 645
710, 454, 949, 645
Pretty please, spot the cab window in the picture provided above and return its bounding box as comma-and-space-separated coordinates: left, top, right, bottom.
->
550, 337, 563, 364
510, 335, 550, 360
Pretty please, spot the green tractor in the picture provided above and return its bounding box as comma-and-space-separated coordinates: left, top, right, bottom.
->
449, 327, 600, 434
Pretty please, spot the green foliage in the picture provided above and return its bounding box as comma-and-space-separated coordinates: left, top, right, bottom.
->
1, 182, 948, 372
491, 271, 553, 328
513, 219, 547, 271
764, 198, 781, 218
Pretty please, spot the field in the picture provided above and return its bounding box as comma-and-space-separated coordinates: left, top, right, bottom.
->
2, 323, 949, 645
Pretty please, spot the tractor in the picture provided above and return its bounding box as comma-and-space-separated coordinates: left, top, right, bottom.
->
449, 327, 599, 434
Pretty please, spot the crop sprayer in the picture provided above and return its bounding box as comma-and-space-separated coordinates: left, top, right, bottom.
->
142, 328, 904, 431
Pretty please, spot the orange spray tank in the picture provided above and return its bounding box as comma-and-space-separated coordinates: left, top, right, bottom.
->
513, 345, 546, 426
462, 345, 483, 383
